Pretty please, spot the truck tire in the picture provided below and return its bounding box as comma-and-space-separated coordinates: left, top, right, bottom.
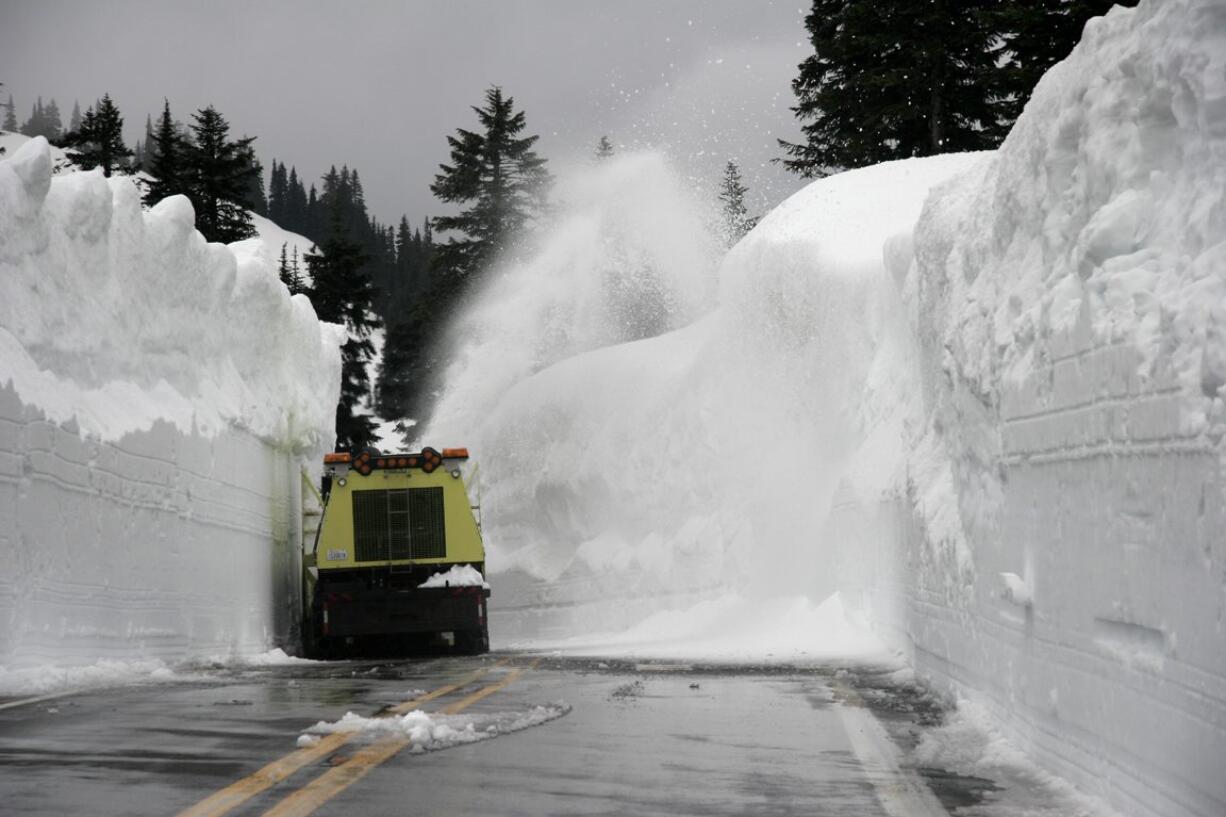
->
457, 625, 489, 655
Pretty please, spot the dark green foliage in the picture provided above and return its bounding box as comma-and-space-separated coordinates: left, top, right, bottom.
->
780, 0, 1137, 177
20, 96, 63, 140
431, 85, 551, 279
596, 135, 614, 159
242, 143, 268, 217
64, 94, 133, 177
141, 113, 155, 173
780, 0, 1004, 177
305, 203, 381, 452
186, 105, 259, 243
143, 99, 189, 207
719, 160, 757, 245
278, 242, 306, 295
2, 94, 16, 132
992, 0, 1135, 125
378, 85, 549, 422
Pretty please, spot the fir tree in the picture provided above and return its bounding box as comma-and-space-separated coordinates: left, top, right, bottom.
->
42, 99, 62, 140
69, 100, 81, 132
379, 86, 549, 422
241, 142, 268, 217
305, 201, 381, 451
65, 94, 133, 176
278, 242, 305, 295
779, 0, 1004, 176
431, 85, 551, 280
268, 160, 289, 224
144, 99, 188, 207
718, 160, 757, 246
2, 94, 16, 132
596, 135, 614, 159
141, 113, 155, 172
186, 105, 259, 243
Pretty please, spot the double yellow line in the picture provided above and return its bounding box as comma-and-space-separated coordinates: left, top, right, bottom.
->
177, 658, 535, 817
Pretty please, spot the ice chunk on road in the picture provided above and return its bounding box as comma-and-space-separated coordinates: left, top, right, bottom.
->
303, 703, 570, 752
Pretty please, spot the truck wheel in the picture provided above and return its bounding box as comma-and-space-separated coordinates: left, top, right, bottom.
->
457, 626, 489, 655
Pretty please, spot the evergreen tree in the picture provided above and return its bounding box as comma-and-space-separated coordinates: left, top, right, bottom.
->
305, 202, 380, 451
718, 160, 757, 245
268, 160, 289, 224
141, 113, 155, 172
65, 94, 133, 176
69, 100, 82, 132
186, 105, 259, 243
42, 99, 62, 140
241, 142, 268, 217
133, 139, 144, 171
144, 99, 189, 206
2, 94, 16, 132
779, 0, 1004, 176
277, 242, 305, 295
379, 86, 549, 422
19, 97, 40, 137
596, 135, 614, 159
431, 85, 551, 280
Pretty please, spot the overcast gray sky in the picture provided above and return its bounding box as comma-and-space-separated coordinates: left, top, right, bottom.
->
0, 0, 811, 227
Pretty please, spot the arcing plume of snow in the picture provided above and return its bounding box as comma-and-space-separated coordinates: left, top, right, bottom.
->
0, 137, 342, 683
424, 148, 974, 653
425, 151, 723, 441
424, 1, 1224, 814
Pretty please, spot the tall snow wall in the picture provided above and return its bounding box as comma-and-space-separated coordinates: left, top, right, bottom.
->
424, 1, 1225, 814
863, 3, 1226, 816
0, 139, 342, 684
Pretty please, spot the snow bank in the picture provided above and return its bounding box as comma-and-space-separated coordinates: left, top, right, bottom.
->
0, 138, 343, 684
863, 3, 1226, 816
0, 138, 341, 444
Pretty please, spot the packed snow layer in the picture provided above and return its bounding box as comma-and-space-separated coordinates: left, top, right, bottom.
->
425, 1, 1225, 814
419, 564, 488, 589
0, 138, 342, 683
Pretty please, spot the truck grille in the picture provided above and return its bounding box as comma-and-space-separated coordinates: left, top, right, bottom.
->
352, 487, 446, 562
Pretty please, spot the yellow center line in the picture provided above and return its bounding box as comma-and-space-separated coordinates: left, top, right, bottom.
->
174, 658, 510, 817
259, 658, 543, 817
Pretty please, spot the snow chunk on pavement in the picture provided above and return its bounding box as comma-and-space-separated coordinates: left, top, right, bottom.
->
303, 703, 570, 752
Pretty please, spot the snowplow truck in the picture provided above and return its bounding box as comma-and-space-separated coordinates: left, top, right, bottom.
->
303, 446, 490, 656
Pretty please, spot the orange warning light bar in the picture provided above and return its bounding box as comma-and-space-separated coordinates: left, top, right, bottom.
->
323, 452, 352, 464
441, 448, 470, 459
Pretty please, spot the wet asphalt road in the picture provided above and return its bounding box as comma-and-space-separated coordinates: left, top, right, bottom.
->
0, 654, 990, 817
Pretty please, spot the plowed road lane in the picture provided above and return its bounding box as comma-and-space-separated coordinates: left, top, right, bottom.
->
0, 655, 964, 816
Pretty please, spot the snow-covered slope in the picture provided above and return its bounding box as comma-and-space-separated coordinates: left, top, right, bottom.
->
424, 1, 1225, 815
0, 138, 342, 686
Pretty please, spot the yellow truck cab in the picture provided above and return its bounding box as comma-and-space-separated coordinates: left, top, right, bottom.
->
303, 446, 489, 656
